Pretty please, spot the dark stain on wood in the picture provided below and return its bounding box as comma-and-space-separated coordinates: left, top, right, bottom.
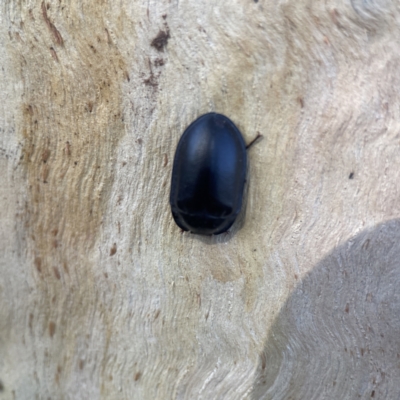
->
110, 243, 117, 256
260, 352, 266, 370
87, 102, 93, 113
144, 72, 159, 87
53, 266, 61, 280
64, 140, 71, 156
49, 321, 56, 337
362, 239, 370, 251
41, 148, 50, 163
34, 257, 42, 273
134, 372, 142, 381
50, 47, 59, 62
63, 261, 69, 274
151, 30, 170, 51
41, 2, 64, 46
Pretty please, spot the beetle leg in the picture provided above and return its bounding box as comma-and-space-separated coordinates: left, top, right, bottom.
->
246, 132, 263, 150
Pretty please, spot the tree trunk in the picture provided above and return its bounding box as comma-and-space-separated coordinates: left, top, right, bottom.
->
1, 0, 400, 399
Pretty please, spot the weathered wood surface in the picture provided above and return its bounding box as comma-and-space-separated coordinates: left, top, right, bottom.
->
1, 0, 400, 398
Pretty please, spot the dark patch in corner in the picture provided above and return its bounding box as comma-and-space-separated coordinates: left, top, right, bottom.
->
151, 29, 170, 51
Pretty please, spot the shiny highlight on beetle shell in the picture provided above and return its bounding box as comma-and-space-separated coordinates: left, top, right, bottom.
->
170, 113, 247, 235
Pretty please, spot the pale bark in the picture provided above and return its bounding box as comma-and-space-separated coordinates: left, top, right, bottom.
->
1, 0, 400, 399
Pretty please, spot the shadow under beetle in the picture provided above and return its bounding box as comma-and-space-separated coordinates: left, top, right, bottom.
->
170, 113, 251, 235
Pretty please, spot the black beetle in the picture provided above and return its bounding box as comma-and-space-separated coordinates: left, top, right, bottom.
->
170, 113, 247, 235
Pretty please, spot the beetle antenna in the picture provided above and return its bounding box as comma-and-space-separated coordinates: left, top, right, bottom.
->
246, 132, 263, 150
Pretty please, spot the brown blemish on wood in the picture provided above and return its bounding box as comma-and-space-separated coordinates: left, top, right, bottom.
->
330, 8, 340, 26
110, 243, 117, 256
55, 365, 62, 384
345, 303, 350, 313
49, 47, 58, 62
260, 352, 267, 370
34, 257, 42, 273
197, 293, 201, 307
62, 261, 69, 274
104, 28, 112, 45
79, 359, 85, 370
134, 372, 142, 381
26, 104, 34, 116
144, 72, 159, 87
64, 141, 71, 156
210, 265, 240, 283
151, 29, 170, 51
86, 101, 94, 113
41, 148, 50, 163
41, 164, 49, 183
154, 309, 161, 320
49, 321, 56, 337
53, 266, 61, 280
41, 2, 64, 46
